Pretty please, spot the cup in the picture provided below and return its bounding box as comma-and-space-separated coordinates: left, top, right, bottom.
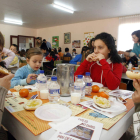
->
71, 93, 81, 105
40, 90, 49, 99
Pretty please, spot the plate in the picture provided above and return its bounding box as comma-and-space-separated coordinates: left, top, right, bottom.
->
92, 100, 126, 113
35, 104, 72, 122
92, 82, 103, 88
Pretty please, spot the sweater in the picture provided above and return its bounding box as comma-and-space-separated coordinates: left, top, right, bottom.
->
0, 86, 8, 126
131, 43, 140, 57
10, 64, 40, 88
69, 54, 82, 65
74, 59, 123, 90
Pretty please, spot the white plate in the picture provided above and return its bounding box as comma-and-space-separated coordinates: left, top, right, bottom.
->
35, 104, 72, 122
92, 100, 126, 113
92, 82, 103, 88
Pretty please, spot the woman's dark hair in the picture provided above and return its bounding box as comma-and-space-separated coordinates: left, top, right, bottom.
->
81, 46, 88, 54
94, 32, 122, 63
88, 38, 95, 48
132, 30, 140, 42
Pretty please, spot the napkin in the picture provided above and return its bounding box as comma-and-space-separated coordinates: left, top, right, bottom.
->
6, 90, 15, 98
49, 116, 82, 133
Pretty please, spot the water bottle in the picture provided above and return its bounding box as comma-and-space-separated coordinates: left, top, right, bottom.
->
48, 76, 60, 103
128, 61, 132, 70
84, 72, 92, 95
74, 75, 85, 98
37, 70, 48, 99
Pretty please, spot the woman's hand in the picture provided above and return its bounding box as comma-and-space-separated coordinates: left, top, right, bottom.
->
132, 79, 140, 103
26, 74, 38, 84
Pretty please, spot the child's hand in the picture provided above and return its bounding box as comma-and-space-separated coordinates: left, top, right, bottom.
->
86, 53, 94, 62
26, 74, 38, 84
132, 79, 140, 103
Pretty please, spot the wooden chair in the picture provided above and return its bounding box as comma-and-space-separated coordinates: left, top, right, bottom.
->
119, 82, 127, 90
62, 57, 71, 63
19, 62, 27, 68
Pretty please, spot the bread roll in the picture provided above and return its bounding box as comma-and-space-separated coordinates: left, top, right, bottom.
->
24, 99, 42, 110
126, 71, 140, 79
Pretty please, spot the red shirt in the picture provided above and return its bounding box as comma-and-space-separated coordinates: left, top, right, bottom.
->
74, 59, 123, 90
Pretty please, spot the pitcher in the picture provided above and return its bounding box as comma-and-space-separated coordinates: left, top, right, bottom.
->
52, 64, 75, 96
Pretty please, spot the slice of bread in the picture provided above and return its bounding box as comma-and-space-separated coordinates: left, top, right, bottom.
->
24, 99, 42, 110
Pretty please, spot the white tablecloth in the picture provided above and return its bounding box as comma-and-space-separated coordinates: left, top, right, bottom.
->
2, 97, 134, 140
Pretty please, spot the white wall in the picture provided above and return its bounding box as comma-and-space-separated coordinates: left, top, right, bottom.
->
0, 23, 37, 49
37, 18, 119, 54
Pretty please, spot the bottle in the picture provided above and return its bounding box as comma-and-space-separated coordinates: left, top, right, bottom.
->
48, 76, 60, 103
74, 75, 85, 98
128, 61, 132, 70
84, 72, 92, 95
37, 70, 48, 99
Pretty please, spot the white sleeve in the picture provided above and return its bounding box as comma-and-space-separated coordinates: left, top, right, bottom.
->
2, 48, 15, 68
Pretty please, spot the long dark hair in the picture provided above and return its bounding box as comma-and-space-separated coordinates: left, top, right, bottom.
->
94, 32, 122, 63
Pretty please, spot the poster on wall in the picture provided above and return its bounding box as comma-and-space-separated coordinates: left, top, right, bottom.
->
52, 36, 59, 48
83, 32, 94, 46
64, 32, 71, 44
72, 40, 81, 48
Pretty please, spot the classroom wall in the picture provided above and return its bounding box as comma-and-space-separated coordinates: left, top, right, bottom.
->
37, 18, 119, 54
0, 23, 37, 49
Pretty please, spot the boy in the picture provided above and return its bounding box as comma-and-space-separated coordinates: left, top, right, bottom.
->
9, 44, 19, 74
63, 48, 72, 59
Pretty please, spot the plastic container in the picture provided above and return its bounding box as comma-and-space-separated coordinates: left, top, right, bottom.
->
74, 75, 85, 98
84, 72, 92, 95
128, 61, 132, 70
48, 76, 60, 103
37, 70, 48, 99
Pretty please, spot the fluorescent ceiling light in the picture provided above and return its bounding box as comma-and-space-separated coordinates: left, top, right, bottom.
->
52, 3, 74, 14
4, 18, 23, 25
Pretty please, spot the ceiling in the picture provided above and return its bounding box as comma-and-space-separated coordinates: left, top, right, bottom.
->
0, 0, 140, 29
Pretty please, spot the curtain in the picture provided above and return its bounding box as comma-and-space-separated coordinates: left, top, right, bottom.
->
117, 15, 140, 51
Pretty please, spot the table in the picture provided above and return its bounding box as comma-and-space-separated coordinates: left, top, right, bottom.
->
2, 96, 134, 140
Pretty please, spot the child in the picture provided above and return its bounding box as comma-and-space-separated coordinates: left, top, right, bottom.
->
122, 50, 138, 67
75, 32, 122, 90
0, 32, 15, 68
10, 48, 43, 88
9, 44, 19, 73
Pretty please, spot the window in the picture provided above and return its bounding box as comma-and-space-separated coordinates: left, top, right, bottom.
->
117, 15, 140, 51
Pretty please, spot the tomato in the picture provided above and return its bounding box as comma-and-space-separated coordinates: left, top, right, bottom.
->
98, 92, 109, 99
19, 89, 29, 98
92, 85, 100, 93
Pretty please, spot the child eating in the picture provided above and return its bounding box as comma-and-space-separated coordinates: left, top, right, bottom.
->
11, 48, 43, 88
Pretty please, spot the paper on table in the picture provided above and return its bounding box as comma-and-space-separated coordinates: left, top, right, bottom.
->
49, 116, 82, 133
80, 100, 127, 118
49, 117, 103, 140
109, 90, 133, 100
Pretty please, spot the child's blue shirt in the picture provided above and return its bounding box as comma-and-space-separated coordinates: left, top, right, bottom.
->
10, 64, 40, 88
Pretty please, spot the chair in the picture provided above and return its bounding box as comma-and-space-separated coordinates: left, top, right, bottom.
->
62, 57, 71, 63
54, 60, 62, 67
19, 62, 27, 68
119, 82, 127, 90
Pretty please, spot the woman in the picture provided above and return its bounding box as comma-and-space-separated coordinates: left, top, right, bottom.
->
119, 30, 140, 58
75, 32, 122, 90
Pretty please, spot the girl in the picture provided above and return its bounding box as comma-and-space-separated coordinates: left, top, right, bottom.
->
11, 47, 43, 88
75, 32, 122, 90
